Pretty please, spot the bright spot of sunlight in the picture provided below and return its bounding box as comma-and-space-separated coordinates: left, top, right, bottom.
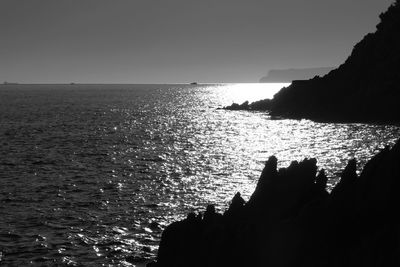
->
220, 83, 290, 104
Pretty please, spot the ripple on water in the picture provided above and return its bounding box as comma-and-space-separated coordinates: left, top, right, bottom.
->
0, 84, 399, 265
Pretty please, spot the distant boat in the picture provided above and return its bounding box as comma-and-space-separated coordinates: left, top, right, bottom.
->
190, 82, 198, 85
3, 81, 18, 85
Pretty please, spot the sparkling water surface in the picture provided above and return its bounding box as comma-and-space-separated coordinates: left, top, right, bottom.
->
0, 84, 399, 266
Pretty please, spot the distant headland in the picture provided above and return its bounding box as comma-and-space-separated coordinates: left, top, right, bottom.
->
225, 0, 400, 124
260, 67, 335, 83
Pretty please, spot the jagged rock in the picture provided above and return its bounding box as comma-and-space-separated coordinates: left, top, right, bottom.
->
222, 101, 250, 110
222, 99, 273, 111
151, 138, 400, 267
224, 192, 245, 218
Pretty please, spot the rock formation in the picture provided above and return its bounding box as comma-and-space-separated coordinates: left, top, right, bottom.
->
226, 1, 400, 123
149, 139, 400, 267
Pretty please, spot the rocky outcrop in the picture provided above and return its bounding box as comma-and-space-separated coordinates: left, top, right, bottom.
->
222, 100, 251, 111
150, 139, 400, 267
222, 99, 272, 111
260, 67, 334, 83
229, 1, 400, 123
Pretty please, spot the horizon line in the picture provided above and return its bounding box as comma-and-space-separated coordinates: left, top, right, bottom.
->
0, 82, 292, 85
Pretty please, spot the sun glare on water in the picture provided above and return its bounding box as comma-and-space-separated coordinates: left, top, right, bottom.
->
218, 83, 290, 105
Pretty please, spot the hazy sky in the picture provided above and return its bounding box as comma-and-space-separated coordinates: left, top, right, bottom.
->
0, 0, 394, 83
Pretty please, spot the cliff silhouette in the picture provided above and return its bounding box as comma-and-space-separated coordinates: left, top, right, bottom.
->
149, 139, 400, 267
260, 67, 334, 83
226, 1, 400, 123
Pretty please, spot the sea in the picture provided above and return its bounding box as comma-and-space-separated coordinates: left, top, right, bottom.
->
0, 83, 399, 266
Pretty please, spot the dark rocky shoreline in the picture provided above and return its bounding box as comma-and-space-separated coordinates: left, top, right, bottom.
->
149, 139, 400, 267
224, 1, 400, 124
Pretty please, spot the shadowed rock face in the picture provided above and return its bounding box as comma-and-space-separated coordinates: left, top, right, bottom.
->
222, 99, 272, 111
271, 0, 400, 123
226, 1, 400, 123
151, 139, 400, 267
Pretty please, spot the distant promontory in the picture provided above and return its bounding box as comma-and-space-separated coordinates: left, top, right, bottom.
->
226, 0, 400, 123
260, 67, 335, 83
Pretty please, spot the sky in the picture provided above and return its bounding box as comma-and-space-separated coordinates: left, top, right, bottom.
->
0, 0, 394, 84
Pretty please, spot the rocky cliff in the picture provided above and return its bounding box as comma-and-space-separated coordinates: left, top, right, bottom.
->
226, 1, 400, 123
272, 1, 400, 122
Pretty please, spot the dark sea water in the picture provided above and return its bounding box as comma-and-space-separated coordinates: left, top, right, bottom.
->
0, 84, 399, 266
